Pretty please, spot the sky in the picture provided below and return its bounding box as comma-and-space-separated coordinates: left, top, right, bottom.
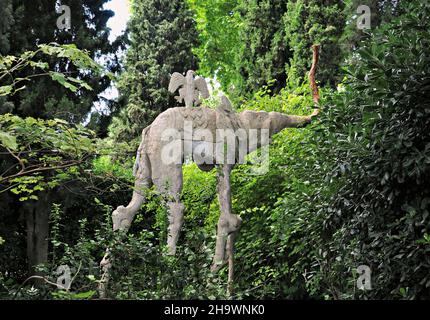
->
105, 0, 131, 42
89, 0, 130, 118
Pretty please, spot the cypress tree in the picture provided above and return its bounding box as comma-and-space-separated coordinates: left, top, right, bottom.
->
191, 0, 346, 96
236, 0, 289, 97
110, 0, 199, 144
0, 0, 14, 55
283, 0, 346, 87
0, 0, 15, 114
341, 0, 402, 56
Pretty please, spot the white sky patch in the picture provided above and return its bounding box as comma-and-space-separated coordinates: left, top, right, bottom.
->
105, 0, 130, 42
86, 0, 130, 125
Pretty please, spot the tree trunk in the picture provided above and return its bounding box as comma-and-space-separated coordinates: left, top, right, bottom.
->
24, 194, 50, 277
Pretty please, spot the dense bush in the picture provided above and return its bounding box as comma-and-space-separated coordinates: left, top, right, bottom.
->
310, 3, 430, 299
227, 2, 430, 299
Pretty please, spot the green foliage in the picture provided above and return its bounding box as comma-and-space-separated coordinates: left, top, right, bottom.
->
188, 0, 243, 95
182, 163, 217, 233
309, 2, 430, 298
341, 0, 402, 55
92, 156, 135, 182
107, 229, 227, 299
190, 0, 346, 101
225, 82, 319, 298
0, 0, 14, 55
2, 195, 227, 300
235, 0, 289, 96
178, 0, 430, 300
228, 0, 430, 299
0, 114, 97, 199
0, 43, 104, 97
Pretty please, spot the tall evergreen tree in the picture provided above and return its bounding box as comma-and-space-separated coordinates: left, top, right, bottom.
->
0, 0, 15, 114
283, 0, 346, 87
235, 0, 289, 97
0, 0, 14, 55
1, 0, 117, 128
110, 0, 199, 144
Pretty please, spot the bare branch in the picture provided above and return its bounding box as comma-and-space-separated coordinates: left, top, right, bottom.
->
0, 160, 85, 184
4, 148, 25, 175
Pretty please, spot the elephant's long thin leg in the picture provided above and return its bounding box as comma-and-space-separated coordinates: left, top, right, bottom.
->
212, 165, 242, 272
227, 232, 236, 297
151, 161, 184, 255
99, 151, 151, 298
166, 200, 184, 255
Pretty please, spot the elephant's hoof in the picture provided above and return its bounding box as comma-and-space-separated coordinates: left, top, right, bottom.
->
112, 206, 129, 231
100, 255, 111, 269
